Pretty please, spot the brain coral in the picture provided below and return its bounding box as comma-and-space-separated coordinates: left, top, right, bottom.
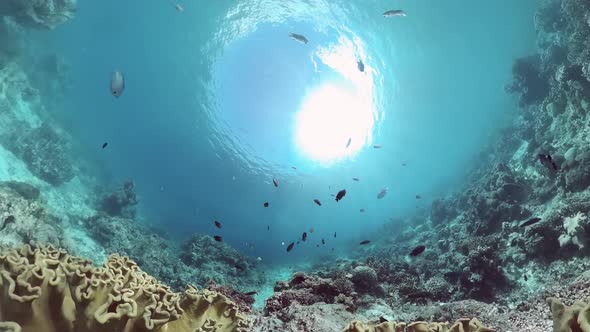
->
343, 318, 494, 332
0, 245, 250, 332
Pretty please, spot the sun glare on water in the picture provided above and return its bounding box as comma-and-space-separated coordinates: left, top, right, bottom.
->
294, 37, 376, 165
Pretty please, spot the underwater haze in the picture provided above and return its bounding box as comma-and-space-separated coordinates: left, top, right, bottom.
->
41, 0, 538, 264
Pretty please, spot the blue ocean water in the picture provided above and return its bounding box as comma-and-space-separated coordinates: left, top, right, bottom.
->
36, 0, 537, 265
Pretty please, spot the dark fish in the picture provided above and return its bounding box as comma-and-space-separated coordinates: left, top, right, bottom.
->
267, 225, 270, 231
415, 195, 422, 199
360, 208, 365, 213
273, 178, 279, 187
264, 202, 269, 207
244, 291, 257, 296
316, 244, 319, 247
346, 138, 352, 148
297, 241, 300, 244
539, 154, 559, 171
213, 235, 222, 242
379, 316, 388, 323
288, 32, 308, 44
360, 240, 371, 245
102, 142, 108, 149
234, 264, 244, 271
110, 70, 125, 97
214, 221, 222, 228
313, 199, 322, 206
335, 189, 346, 202
292, 166, 297, 170
409, 245, 426, 256
302, 232, 307, 242
524, 275, 528, 281
383, 9, 406, 17
352, 177, 359, 181
287, 242, 295, 252
331, 194, 335, 197
334, 232, 337, 238
373, 144, 382, 149
520, 217, 542, 227
357, 60, 365, 72
322, 239, 325, 245
401, 162, 407, 166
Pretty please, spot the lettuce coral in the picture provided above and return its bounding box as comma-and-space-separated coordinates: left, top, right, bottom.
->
548, 297, 590, 332
0, 245, 250, 332
343, 318, 494, 332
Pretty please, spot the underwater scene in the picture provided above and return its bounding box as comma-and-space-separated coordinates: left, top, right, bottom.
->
1, 0, 590, 331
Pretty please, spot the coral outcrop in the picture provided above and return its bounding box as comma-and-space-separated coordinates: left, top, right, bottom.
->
98, 180, 138, 218
0, 245, 250, 332
343, 318, 494, 332
0, 0, 77, 30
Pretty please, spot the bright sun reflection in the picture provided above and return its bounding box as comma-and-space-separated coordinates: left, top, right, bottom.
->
294, 36, 375, 164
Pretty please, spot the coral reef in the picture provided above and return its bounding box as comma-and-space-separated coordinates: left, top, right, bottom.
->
97, 180, 138, 218
0, 0, 77, 30
6, 123, 74, 186
0, 244, 250, 332
343, 318, 493, 332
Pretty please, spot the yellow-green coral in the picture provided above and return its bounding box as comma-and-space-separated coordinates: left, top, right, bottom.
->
0, 245, 250, 332
343, 318, 494, 332
548, 297, 590, 332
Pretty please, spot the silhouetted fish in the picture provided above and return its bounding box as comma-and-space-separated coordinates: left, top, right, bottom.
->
415, 195, 422, 199
213, 235, 222, 242
357, 60, 365, 72
334, 232, 337, 238
346, 138, 352, 148
214, 221, 222, 228
287, 242, 295, 252
360, 208, 365, 213
264, 202, 269, 207
409, 245, 426, 256
383, 9, 406, 17
292, 166, 297, 170
302, 232, 307, 242
288, 33, 308, 44
520, 217, 542, 227
322, 238, 325, 245
244, 291, 257, 296
373, 144, 382, 149
316, 244, 319, 247
273, 178, 279, 187
297, 241, 300, 244
102, 142, 108, 149
539, 154, 559, 171
267, 225, 270, 231
352, 177, 359, 181
377, 187, 388, 199
335, 189, 346, 202
360, 240, 371, 245
110, 70, 125, 97
313, 199, 322, 206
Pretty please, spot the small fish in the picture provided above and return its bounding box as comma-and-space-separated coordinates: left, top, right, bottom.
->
287, 242, 295, 252
292, 166, 297, 170
313, 199, 322, 206
309, 228, 315, 233
289, 33, 308, 44
267, 225, 270, 231
244, 291, 257, 296
213, 235, 222, 242
383, 9, 406, 17
334, 232, 337, 238
335, 189, 347, 202
360, 240, 371, 245
539, 154, 559, 171
110, 70, 125, 97
302, 232, 307, 242
174, 3, 184, 12
102, 142, 108, 149
257, 257, 262, 261
297, 241, 300, 244
357, 60, 365, 72
377, 187, 388, 199
524, 275, 528, 281
373, 144, 382, 149
520, 217, 542, 227
316, 244, 319, 247
409, 245, 426, 256
346, 138, 352, 148
352, 178, 359, 182
415, 195, 422, 199
331, 194, 335, 197
321, 238, 325, 245
360, 208, 365, 213
264, 202, 269, 207
214, 221, 222, 228
273, 178, 279, 187
401, 161, 407, 166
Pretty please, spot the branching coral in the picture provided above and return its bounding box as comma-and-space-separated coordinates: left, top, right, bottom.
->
0, 245, 250, 332
343, 318, 494, 332
558, 212, 589, 250
0, 0, 77, 30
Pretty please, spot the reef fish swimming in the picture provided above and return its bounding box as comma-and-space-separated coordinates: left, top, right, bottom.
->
102, 142, 108, 149
377, 187, 388, 199
409, 245, 426, 256
520, 217, 542, 227
273, 178, 279, 187
214, 220, 222, 228
302, 232, 307, 242
383, 9, 406, 17
346, 138, 352, 148
110, 70, 125, 97
539, 154, 559, 171
287, 242, 295, 252
335, 189, 347, 202
313, 199, 322, 206
213, 235, 222, 242
360, 240, 371, 245
264, 202, 269, 207
357, 60, 365, 72
288, 32, 308, 44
